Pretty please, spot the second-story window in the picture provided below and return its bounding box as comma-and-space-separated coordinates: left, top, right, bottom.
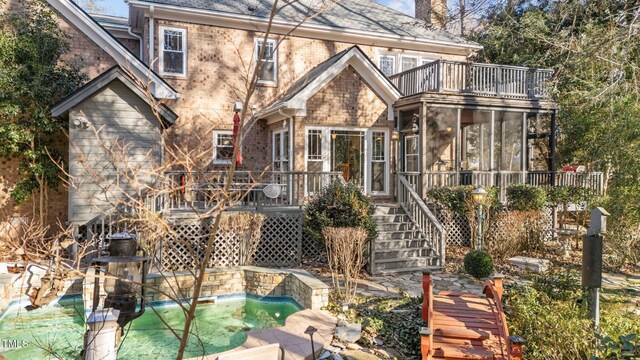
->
255, 38, 277, 84
160, 26, 187, 76
401, 55, 419, 72
379, 55, 395, 77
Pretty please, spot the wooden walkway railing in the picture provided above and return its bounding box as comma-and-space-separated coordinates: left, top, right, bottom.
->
389, 60, 553, 99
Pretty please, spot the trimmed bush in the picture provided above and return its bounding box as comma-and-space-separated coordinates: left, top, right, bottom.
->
463, 250, 494, 279
304, 180, 376, 247
506, 184, 547, 211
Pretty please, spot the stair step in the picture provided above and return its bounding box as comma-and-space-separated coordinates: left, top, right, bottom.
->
372, 256, 439, 272
438, 327, 490, 341
372, 265, 440, 275
376, 230, 422, 240
377, 222, 415, 231
372, 214, 410, 223
374, 248, 430, 260
374, 239, 425, 250
373, 205, 404, 215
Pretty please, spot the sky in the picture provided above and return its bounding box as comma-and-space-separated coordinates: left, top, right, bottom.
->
92, 0, 415, 17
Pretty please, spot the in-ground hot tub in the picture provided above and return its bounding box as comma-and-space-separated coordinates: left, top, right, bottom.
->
0, 293, 301, 359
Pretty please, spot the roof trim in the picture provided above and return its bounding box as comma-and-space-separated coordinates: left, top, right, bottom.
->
51, 66, 177, 126
128, 0, 482, 55
46, 0, 178, 99
259, 46, 401, 122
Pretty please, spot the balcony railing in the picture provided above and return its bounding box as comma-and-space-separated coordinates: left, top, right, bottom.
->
388, 60, 554, 99
419, 170, 604, 202
164, 170, 344, 211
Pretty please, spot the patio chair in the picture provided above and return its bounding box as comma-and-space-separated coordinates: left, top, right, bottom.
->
215, 343, 285, 360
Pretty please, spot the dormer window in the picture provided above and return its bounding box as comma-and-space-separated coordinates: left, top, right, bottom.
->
159, 26, 187, 76
255, 38, 277, 84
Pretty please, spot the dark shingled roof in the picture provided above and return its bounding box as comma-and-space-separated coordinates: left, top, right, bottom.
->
138, 0, 479, 48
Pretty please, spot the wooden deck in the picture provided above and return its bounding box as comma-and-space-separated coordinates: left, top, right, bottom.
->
420, 272, 524, 360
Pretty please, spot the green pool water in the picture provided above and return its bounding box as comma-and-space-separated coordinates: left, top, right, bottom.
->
0, 295, 300, 360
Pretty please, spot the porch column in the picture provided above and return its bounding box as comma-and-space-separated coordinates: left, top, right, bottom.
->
393, 109, 400, 200
490, 111, 495, 187
420, 102, 427, 198
521, 113, 527, 183
550, 111, 557, 187
455, 109, 461, 185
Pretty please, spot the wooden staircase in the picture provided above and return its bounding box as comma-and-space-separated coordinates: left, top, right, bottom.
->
371, 204, 440, 274
420, 271, 525, 360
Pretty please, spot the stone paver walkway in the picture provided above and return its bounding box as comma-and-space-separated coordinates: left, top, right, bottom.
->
353, 271, 484, 298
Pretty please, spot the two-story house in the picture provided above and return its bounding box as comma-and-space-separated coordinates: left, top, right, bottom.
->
3, 0, 589, 273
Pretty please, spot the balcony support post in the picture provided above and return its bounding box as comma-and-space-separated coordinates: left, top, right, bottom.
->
490, 110, 495, 187
550, 111, 557, 187
521, 113, 527, 183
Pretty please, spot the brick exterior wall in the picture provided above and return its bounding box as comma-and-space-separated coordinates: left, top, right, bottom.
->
292, 65, 391, 172
149, 18, 467, 168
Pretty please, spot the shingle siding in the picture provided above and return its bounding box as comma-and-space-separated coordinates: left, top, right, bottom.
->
68, 81, 163, 225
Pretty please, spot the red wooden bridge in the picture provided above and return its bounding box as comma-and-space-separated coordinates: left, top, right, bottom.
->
420, 271, 525, 360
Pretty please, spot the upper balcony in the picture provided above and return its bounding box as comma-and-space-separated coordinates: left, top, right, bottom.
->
389, 60, 554, 100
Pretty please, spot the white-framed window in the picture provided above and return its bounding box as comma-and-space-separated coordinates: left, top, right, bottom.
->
212, 131, 234, 164
379, 55, 395, 76
255, 38, 277, 84
370, 131, 388, 194
421, 58, 436, 65
404, 135, 419, 172
401, 55, 419, 72
272, 129, 290, 172
159, 26, 187, 76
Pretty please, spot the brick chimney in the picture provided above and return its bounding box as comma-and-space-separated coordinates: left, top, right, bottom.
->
415, 0, 447, 29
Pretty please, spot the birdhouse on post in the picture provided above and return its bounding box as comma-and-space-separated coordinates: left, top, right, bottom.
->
582, 207, 610, 329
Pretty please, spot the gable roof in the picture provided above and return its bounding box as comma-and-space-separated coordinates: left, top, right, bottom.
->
46, 0, 178, 100
128, 0, 481, 54
51, 66, 177, 126
259, 46, 401, 122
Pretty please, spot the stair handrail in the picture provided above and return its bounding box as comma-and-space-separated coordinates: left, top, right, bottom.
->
398, 175, 446, 267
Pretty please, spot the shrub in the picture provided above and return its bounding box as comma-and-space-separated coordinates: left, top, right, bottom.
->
304, 180, 376, 247
463, 250, 494, 279
485, 210, 548, 259
506, 184, 547, 211
505, 282, 640, 359
427, 186, 502, 249
219, 212, 266, 265
323, 227, 368, 302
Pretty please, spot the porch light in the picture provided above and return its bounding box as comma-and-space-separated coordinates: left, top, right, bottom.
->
391, 129, 400, 141
471, 187, 488, 251
331, 133, 337, 140
92, 233, 149, 331
411, 115, 419, 134
471, 187, 488, 204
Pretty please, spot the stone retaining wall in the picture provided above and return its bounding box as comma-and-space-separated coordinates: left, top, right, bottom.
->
83, 266, 330, 311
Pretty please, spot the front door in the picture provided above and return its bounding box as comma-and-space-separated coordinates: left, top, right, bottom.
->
331, 130, 364, 187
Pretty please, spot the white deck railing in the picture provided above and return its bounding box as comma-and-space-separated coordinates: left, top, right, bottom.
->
389, 60, 554, 99
398, 174, 445, 267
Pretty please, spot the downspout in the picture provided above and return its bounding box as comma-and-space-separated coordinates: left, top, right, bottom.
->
149, 5, 155, 68
127, 26, 144, 61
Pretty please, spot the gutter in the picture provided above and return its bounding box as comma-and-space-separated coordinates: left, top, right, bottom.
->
127, 26, 144, 60
127, 0, 482, 53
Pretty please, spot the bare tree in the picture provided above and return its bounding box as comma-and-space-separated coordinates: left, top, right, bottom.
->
0, 1, 344, 360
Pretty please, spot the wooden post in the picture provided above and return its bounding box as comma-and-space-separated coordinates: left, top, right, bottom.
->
509, 335, 526, 360
421, 269, 433, 360
493, 273, 504, 299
